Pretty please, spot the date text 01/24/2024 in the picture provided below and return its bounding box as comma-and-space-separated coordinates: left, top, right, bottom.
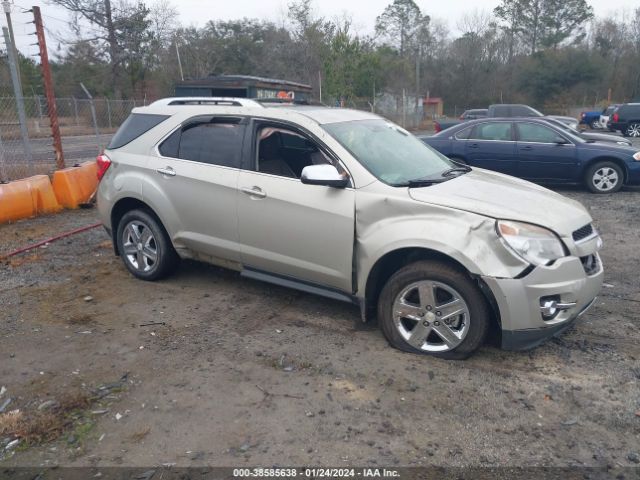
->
233, 468, 400, 478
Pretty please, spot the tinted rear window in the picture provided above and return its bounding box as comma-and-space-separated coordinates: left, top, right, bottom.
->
158, 117, 245, 168
108, 113, 169, 149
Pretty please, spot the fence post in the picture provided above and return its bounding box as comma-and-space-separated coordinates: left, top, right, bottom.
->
72, 97, 80, 126
106, 98, 112, 129
3, 27, 33, 175
0, 127, 8, 183
80, 83, 102, 153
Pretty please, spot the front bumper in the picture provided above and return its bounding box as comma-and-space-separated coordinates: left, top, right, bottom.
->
482, 254, 603, 351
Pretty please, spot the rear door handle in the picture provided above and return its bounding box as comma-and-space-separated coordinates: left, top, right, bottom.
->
520, 146, 533, 151
241, 186, 267, 199
468, 143, 479, 149
156, 167, 176, 177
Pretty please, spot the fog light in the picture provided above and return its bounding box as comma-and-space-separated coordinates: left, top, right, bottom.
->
540, 296, 577, 321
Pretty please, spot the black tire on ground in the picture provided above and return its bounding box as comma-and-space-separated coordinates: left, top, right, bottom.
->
591, 121, 600, 130
116, 209, 179, 281
584, 161, 624, 194
377, 260, 490, 360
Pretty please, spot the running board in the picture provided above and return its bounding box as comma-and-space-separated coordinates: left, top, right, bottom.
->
241, 268, 358, 305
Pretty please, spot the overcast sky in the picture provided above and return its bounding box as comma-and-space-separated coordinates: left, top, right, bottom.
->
4, 0, 639, 59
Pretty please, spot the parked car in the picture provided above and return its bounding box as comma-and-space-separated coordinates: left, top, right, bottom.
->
487, 104, 579, 130
579, 111, 602, 129
97, 97, 604, 359
600, 105, 619, 130
420, 117, 640, 193
543, 117, 631, 146
435, 104, 579, 133
460, 109, 488, 120
608, 103, 640, 137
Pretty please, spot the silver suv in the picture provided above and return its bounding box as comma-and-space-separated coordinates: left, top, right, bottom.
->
96, 98, 604, 359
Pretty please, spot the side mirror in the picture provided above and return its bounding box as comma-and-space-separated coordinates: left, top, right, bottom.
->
555, 138, 571, 145
301, 164, 349, 188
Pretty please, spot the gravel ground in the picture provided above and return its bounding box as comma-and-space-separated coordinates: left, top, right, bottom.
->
0, 179, 639, 472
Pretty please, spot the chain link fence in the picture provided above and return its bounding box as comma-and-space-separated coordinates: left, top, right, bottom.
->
0, 96, 144, 182
330, 93, 427, 131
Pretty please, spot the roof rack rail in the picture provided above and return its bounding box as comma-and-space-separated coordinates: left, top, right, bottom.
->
149, 97, 264, 108
255, 98, 326, 107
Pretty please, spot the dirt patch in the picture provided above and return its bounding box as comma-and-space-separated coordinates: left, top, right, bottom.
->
1, 188, 640, 468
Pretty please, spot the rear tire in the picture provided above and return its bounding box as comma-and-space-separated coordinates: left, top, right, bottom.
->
378, 261, 489, 360
626, 123, 640, 138
590, 120, 600, 130
116, 209, 179, 281
584, 161, 624, 194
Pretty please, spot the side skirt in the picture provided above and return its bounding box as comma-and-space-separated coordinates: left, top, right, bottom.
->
241, 267, 359, 306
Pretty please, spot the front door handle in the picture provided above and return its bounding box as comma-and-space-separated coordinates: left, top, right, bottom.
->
156, 167, 176, 177
520, 146, 533, 151
241, 186, 267, 199
468, 143, 479, 149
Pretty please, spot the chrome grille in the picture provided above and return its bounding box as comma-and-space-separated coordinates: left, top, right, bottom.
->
573, 224, 594, 242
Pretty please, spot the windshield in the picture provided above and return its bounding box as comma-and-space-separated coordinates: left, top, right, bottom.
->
323, 119, 454, 186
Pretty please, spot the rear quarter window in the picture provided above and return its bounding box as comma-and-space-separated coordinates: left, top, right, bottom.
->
108, 113, 169, 149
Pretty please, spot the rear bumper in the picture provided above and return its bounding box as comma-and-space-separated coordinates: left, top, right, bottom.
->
482, 255, 603, 351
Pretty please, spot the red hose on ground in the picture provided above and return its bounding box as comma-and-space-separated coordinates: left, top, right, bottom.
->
1, 222, 103, 260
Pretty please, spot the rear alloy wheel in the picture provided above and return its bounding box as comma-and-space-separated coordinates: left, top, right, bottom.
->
116, 209, 179, 281
585, 161, 624, 194
626, 123, 640, 137
591, 120, 600, 130
378, 261, 489, 360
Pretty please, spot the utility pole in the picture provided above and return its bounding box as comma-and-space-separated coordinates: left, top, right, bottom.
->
2, 0, 22, 94
175, 41, 184, 81
32, 6, 65, 169
3, 26, 32, 171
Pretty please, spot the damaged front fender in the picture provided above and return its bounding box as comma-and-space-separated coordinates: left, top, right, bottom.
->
354, 183, 530, 301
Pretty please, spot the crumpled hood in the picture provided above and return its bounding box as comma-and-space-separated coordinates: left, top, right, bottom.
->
408, 168, 592, 238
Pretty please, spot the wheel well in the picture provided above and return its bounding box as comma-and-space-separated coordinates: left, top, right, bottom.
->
365, 247, 496, 316
110, 198, 157, 255
584, 157, 629, 183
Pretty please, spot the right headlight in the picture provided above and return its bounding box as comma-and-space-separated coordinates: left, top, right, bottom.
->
497, 220, 567, 266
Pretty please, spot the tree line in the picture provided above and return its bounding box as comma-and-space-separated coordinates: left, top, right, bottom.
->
1, 0, 640, 114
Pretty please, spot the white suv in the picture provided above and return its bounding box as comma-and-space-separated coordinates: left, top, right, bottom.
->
96, 98, 604, 359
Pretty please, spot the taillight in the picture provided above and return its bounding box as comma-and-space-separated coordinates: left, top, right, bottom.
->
612, 113, 619, 122
434, 122, 441, 133
96, 154, 111, 180
581, 112, 586, 119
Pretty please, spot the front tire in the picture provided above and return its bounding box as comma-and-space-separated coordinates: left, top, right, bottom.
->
116, 209, 179, 281
585, 161, 624, 194
378, 261, 489, 360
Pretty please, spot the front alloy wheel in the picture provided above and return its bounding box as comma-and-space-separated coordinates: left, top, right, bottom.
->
586, 161, 623, 194
392, 281, 470, 353
378, 261, 490, 359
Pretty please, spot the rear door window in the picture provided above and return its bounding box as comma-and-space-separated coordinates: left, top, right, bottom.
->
158, 117, 245, 168
470, 122, 513, 141
108, 113, 169, 149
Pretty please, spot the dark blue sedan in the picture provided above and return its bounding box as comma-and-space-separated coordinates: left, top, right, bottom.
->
420, 118, 640, 193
